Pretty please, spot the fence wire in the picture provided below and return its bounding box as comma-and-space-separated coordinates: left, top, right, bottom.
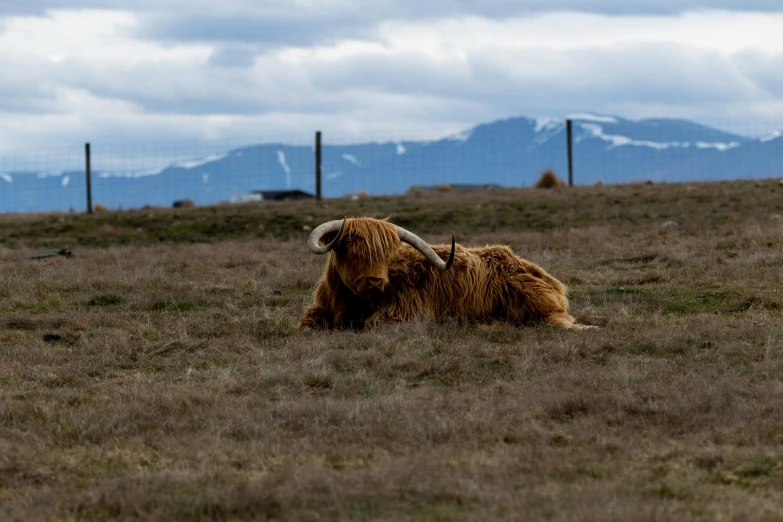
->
0, 118, 781, 213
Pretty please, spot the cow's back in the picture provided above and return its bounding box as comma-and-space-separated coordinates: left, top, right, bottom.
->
387, 243, 568, 324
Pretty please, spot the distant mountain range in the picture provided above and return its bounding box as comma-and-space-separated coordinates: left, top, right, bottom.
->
1, 113, 781, 213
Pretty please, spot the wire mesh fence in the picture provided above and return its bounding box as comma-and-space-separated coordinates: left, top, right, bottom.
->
88, 133, 316, 211
0, 144, 86, 213
0, 117, 781, 214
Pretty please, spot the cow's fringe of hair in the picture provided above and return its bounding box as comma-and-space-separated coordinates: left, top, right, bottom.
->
342, 218, 400, 265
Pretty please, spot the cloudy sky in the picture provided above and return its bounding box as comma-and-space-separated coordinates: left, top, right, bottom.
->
1, 0, 782, 152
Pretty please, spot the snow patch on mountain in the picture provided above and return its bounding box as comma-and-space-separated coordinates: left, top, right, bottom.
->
98, 167, 164, 179
568, 113, 619, 124
695, 141, 741, 151
533, 117, 565, 145
579, 123, 740, 151
446, 129, 472, 142
172, 153, 227, 170
37, 171, 64, 179
760, 130, 782, 143
534, 117, 561, 133
342, 153, 362, 166
277, 150, 292, 188
97, 152, 229, 179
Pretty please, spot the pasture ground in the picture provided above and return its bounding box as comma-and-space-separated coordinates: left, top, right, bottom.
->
1, 179, 783, 521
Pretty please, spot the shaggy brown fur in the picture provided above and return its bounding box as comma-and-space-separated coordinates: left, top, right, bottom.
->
300, 217, 590, 330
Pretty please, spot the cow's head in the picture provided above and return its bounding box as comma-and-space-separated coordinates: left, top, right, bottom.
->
308, 217, 455, 297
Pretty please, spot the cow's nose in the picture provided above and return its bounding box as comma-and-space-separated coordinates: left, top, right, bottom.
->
366, 277, 384, 289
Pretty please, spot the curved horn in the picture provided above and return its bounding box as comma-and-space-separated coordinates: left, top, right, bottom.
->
307, 219, 347, 254
397, 227, 455, 271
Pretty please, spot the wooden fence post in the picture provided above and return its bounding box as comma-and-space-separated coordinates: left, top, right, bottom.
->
566, 120, 574, 187
315, 131, 322, 201
85, 142, 93, 214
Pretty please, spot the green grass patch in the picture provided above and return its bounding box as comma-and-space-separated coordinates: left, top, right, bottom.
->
149, 300, 198, 312
664, 290, 744, 315
85, 294, 124, 307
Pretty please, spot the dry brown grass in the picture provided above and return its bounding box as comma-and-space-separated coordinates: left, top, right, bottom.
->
2, 178, 783, 250
2, 181, 783, 520
535, 169, 566, 189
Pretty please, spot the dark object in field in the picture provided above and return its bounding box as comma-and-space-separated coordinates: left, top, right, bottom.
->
254, 189, 315, 201
172, 199, 195, 208
300, 217, 593, 331
30, 249, 72, 260
43, 334, 62, 343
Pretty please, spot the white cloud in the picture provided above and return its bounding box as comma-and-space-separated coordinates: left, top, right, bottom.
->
0, 10, 211, 65
380, 11, 783, 55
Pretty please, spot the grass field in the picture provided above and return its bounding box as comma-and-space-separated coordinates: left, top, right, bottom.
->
2, 179, 783, 521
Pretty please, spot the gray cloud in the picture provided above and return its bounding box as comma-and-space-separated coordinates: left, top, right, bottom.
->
2, 0, 782, 20
0, 1, 210, 16
12, 36, 774, 122
208, 45, 258, 68
131, 1, 783, 47
3, 0, 783, 16
4, 0, 782, 59
304, 43, 777, 117
137, 12, 374, 48
735, 52, 783, 98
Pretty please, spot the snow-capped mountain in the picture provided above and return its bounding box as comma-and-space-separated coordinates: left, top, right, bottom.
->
1, 114, 781, 212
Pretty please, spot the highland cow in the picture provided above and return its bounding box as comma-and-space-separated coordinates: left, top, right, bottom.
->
299, 217, 592, 330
